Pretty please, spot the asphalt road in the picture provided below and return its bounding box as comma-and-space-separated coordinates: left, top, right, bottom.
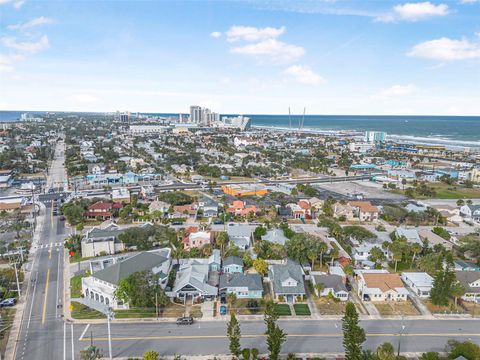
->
15, 141, 71, 360
74, 319, 480, 358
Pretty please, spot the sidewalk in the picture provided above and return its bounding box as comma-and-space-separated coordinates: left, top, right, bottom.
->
4, 203, 47, 360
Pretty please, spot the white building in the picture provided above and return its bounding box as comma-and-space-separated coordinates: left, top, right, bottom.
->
364, 131, 386, 143
81, 251, 171, 310
129, 125, 168, 134
401, 272, 433, 298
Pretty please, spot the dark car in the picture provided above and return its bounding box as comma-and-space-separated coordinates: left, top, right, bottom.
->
176, 316, 193, 325
220, 293, 226, 304
171, 221, 183, 226
213, 219, 224, 225
59, 216, 65, 221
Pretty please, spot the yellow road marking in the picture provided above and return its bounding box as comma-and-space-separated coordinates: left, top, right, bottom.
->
81, 333, 480, 342
42, 269, 50, 325
49, 248, 52, 259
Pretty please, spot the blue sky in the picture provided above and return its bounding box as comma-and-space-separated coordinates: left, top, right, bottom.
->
1, 0, 479, 115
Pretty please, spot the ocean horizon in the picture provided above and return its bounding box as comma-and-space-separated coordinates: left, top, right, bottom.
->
1, 111, 479, 148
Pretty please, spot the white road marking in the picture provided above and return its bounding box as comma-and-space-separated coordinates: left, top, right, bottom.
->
79, 324, 90, 341
71, 324, 75, 360
63, 321, 66, 360
55, 246, 61, 318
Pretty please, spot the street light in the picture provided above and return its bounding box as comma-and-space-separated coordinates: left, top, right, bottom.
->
397, 324, 406, 357
106, 307, 114, 359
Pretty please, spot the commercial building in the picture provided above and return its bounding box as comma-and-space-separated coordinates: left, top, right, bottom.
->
221, 184, 268, 197
364, 131, 387, 143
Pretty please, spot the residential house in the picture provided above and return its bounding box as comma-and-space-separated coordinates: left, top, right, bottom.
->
454, 260, 480, 272
333, 202, 354, 220
277, 206, 293, 219
395, 227, 421, 245
198, 197, 219, 218
87, 163, 106, 175
84, 201, 122, 220
81, 251, 171, 309
226, 224, 254, 250
81, 224, 126, 258
0, 170, 13, 188
219, 273, 263, 299
311, 273, 349, 301
111, 187, 130, 203
401, 272, 433, 298
222, 256, 244, 274
183, 227, 212, 250
460, 204, 480, 221
357, 271, 409, 302
352, 240, 390, 268
455, 271, 480, 303
349, 201, 379, 222
268, 259, 306, 303
418, 229, 453, 250
169, 263, 218, 300
140, 185, 155, 200
261, 228, 289, 246
226, 200, 257, 217
148, 200, 170, 216
171, 204, 197, 219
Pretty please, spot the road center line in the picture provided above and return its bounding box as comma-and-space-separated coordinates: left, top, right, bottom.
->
42, 268, 51, 325
80, 332, 480, 342
79, 324, 90, 341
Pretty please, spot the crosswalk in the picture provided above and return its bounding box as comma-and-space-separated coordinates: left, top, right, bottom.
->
35, 242, 64, 249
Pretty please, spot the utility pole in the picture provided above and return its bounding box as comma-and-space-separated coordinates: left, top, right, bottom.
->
397, 323, 406, 357
107, 308, 113, 359
156, 292, 159, 319
13, 262, 21, 296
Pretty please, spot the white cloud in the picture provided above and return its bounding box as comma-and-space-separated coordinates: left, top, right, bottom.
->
226, 25, 286, 42
210, 31, 221, 39
373, 84, 418, 99
408, 36, 480, 60
231, 38, 305, 63
0, 54, 25, 73
284, 65, 325, 85
67, 93, 102, 106
0, 35, 49, 54
8, 16, 53, 30
376, 2, 449, 22
0, 0, 25, 8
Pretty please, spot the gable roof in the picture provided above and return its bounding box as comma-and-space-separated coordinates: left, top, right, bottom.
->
269, 259, 305, 295
172, 264, 218, 296
262, 228, 288, 246
219, 273, 262, 291
92, 252, 168, 285
362, 273, 405, 292
455, 271, 480, 293
223, 256, 243, 267
312, 274, 347, 293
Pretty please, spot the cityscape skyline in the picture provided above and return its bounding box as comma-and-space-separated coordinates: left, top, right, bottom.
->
1, 0, 479, 115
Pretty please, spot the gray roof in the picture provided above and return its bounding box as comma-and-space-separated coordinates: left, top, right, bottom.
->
312, 274, 347, 293
223, 256, 243, 267
93, 252, 168, 285
172, 264, 218, 296
86, 226, 125, 241
219, 273, 263, 291
261, 228, 288, 246
227, 225, 254, 238
269, 259, 305, 295
455, 271, 480, 293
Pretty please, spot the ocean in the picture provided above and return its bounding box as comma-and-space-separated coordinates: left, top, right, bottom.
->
1, 111, 479, 148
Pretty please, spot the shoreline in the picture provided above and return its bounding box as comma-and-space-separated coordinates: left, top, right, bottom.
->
251, 125, 480, 150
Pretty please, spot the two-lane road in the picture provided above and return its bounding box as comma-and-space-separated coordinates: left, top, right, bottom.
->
73, 318, 480, 358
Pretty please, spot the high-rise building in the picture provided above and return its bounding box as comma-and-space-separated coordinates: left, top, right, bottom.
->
120, 111, 130, 123
189, 105, 202, 123
364, 131, 386, 143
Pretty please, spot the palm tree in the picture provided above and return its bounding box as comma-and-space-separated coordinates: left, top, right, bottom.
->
376, 342, 395, 360
307, 250, 317, 270
314, 283, 325, 297
318, 242, 328, 267
216, 231, 229, 258
451, 282, 466, 307
226, 292, 237, 313
391, 242, 404, 273
410, 243, 422, 268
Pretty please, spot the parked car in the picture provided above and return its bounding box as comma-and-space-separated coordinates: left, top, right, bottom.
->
219, 305, 227, 315
59, 216, 65, 221
176, 316, 193, 325
0, 298, 16, 307
220, 293, 226, 304
171, 221, 183, 226
213, 219, 224, 225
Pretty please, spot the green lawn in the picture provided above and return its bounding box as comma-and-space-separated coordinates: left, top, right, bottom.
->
293, 304, 311, 316
395, 183, 480, 199
70, 301, 106, 320
70, 272, 89, 298
274, 304, 292, 316
114, 308, 156, 318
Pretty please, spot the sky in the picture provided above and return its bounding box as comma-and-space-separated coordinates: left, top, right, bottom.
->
0, 0, 479, 115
